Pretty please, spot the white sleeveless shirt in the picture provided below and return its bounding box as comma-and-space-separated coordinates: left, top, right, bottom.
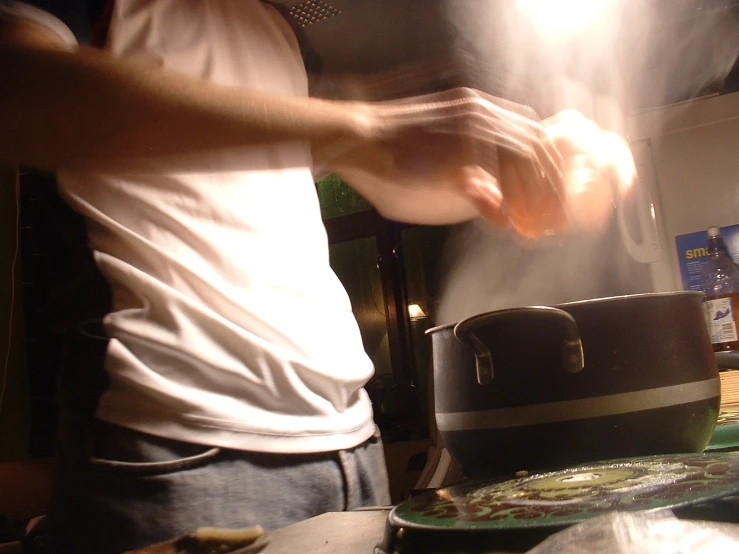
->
21, 0, 376, 453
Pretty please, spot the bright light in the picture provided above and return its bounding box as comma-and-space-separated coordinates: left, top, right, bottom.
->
408, 304, 426, 319
545, 110, 636, 194
594, 131, 637, 194
517, 0, 613, 35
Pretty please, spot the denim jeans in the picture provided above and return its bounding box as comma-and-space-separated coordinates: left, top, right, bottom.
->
47, 390, 390, 554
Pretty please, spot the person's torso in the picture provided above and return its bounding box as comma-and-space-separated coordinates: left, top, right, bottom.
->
53, 0, 375, 452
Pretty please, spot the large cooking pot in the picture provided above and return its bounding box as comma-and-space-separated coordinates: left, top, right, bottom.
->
426, 292, 721, 479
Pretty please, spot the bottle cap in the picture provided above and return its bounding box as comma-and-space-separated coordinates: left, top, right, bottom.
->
707, 226, 721, 238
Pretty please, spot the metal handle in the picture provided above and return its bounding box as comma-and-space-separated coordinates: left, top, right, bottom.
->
453, 306, 585, 385
715, 351, 739, 371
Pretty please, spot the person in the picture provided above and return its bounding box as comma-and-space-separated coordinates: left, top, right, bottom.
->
0, 1, 635, 552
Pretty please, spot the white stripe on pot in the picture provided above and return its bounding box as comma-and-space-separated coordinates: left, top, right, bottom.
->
436, 377, 721, 431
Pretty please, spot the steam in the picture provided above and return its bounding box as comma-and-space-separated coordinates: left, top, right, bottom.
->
435, 221, 655, 325
441, 0, 739, 116
435, 0, 739, 325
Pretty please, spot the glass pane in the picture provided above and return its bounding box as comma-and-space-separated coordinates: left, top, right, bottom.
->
329, 237, 397, 417
316, 174, 372, 219
400, 225, 454, 412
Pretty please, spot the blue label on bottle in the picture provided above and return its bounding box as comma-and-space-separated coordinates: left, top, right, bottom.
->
675, 224, 739, 291
704, 297, 738, 344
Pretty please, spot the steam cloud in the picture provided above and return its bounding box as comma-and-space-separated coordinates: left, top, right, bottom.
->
435, 0, 739, 325
440, 0, 739, 117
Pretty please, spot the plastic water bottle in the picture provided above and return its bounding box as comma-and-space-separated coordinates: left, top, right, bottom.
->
701, 226, 739, 352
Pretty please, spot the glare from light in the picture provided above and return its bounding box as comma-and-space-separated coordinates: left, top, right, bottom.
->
595, 131, 637, 194
517, 0, 613, 35
408, 304, 427, 319
545, 110, 636, 194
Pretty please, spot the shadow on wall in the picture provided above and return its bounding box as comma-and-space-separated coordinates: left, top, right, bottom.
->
0, 163, 30, 462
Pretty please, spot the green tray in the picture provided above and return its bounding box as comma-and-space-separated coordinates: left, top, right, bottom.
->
707, 411, 739, 452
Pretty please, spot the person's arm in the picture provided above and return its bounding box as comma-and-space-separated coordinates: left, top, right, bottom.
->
1, 14, 618, 236
0, 15, 373, 172
0, 16, 519, 228
0, 16, 528, 228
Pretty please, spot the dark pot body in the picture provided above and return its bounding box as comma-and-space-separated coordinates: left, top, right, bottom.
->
428, 292, 720, 480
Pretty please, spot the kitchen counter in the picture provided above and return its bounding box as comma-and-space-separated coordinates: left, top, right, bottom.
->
260, 508, 516, 554
259, 496, 739, 554
260, 509, 390, 554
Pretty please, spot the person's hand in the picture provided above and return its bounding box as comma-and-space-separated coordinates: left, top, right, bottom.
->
494, 107, 637, 237
318, 88, 636, 239
543, 109, 637, 232
318, 88, 569, 236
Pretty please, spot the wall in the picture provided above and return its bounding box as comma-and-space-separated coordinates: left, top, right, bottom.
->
0, 163, 30, 461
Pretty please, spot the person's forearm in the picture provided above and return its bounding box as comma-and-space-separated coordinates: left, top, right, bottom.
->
0, 43, 373, 171
337, 172, 480, 225
319, 142, 481, 225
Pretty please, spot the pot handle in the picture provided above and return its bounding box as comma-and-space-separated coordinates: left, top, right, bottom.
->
453, 306, 585, 385
715, 351, 739, 371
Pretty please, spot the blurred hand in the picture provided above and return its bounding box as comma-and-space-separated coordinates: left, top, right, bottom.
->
543, 109, 637, 232
319, 88, 636, 239
320, 88, 567, 235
